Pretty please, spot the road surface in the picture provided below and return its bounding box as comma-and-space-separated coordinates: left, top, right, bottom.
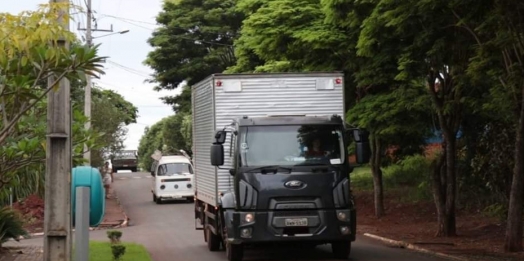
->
10, 171, 450, 261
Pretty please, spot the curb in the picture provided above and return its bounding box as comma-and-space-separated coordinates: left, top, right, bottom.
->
363, 233, 469, 261
13, 193, 129, 241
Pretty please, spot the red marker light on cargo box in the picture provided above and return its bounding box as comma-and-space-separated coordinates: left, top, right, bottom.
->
335, 78, 342, 84
216, 80, 222, 87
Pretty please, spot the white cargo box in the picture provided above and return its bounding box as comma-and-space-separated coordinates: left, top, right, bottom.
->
192, 72, 345, 206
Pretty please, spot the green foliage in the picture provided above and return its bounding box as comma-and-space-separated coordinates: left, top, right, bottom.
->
111, 244, 126, 261
145, 0, 243, 111
0, 207, 28, 247
351, 155, 432, 201
137, 112, 192, 170
232, 0, 350, 73
107, 230, 123, 244
137, 119, 166, 171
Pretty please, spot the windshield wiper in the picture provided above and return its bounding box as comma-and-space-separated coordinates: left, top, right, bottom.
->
244, 165, 293, 174
295, 162, 341, 171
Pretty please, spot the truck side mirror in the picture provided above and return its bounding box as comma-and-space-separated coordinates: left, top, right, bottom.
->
352, 129, 371, 164
215, 130, 227, 144
151, 171, 155, 177
210, 143, 224, 166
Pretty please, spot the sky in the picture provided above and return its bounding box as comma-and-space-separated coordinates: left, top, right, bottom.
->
1, 0, 179, 150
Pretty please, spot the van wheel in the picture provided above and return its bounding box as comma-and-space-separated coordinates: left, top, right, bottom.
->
206, 227, 220, 251
332, 241, 351, 259
155, 196, 162, 204
153, 194, 157, 202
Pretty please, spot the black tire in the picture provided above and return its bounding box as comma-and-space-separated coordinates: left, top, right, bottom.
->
155, 196, 162, 204
226, 241, 244, 261
131, 167, 137, 173
206, 226, 221, 251
153, 194, 157, 202
187, 197, 195, 203
332, 241, 351, 259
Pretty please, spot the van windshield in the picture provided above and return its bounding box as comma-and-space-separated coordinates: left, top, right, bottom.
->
239, 124, 345, 167
157, 163, 193, 176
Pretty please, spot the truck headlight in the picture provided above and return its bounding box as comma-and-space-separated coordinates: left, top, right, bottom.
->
337, 212, 347, 221
245, 213, 254, 223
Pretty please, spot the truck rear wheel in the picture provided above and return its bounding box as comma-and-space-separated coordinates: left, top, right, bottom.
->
206, 226, 221, 251
331, 241, 351, 259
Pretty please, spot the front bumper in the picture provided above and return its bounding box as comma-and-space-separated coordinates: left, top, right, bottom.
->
156, 191, 194, 199
223, 208, 356, 245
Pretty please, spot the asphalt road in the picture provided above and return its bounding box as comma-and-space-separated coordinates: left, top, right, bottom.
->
8, 171, 450, 261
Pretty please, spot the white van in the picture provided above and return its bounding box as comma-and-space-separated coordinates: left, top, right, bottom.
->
150, 155, 195, 204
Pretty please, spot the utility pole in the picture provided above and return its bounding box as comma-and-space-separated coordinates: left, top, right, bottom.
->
78, 0, 113, 166
44, 0, 72, 261
83, 0, 92, 165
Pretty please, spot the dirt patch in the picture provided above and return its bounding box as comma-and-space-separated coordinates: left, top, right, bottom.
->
12, 195, 44, 234
355, 190, 524, 261
11, 192, 127, 235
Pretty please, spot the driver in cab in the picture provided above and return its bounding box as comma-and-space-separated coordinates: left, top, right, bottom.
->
305, 138, 327, 157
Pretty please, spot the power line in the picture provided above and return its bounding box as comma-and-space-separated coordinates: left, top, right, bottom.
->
107, 60, 151, 77
101, 14, 234, 47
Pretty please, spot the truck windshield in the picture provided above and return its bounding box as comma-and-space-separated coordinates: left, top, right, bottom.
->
239, 125, 345, 167
157, 163, 193, 176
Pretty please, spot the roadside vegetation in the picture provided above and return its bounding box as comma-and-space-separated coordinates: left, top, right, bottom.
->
0, 3, 138, 242
140, 0, 524, 259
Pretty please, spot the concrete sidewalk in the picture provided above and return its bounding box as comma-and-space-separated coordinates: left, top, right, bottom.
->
0, 192, 128, 261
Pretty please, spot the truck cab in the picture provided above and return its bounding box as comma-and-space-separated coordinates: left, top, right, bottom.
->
207, 115, 370, 261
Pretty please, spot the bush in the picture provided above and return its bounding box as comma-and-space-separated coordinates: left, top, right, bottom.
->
351, 154, 432, 201
111, 244, 126, 261
383, 154, 431, 187
107, 230, 122, 244
0, 207, 29, 247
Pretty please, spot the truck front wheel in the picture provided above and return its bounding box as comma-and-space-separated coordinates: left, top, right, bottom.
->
331, 240, 351, 259
206, 226, 221, 251
225, 241, 243, 261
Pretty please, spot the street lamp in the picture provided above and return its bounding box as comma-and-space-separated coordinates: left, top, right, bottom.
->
92, 29, 130, 39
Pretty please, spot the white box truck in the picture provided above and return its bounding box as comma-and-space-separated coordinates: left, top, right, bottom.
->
192, 72, 370, 261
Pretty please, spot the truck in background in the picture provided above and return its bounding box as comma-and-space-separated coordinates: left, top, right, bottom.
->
111, 150, 139, 173
192, 72, 371, 261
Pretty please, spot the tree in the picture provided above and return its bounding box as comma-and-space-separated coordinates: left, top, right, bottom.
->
354, 0, 478, 236
232, 0, 351, 73
137, 119, 167, 171
162, 113, 192, 155
71, 81, 139, 166
347, 87, 432, 217
454, 0, 524, 251
145, 0, 244, 111
0, 3, 105, 200
0, 3, 105, 145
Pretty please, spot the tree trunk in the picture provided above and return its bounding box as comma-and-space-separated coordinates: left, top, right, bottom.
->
431, 150, 446, 236
443, 130, 457, 237
371, 135, 385, 218
504, 86, 524, 252
430, 126, 458, 237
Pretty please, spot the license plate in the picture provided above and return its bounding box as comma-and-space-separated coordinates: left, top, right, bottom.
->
123, 165, 128, 167
285, 218, 308, 227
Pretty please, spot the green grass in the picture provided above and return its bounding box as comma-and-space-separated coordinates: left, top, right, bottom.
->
88, 241, 152, 261
349, 155, 433, 201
